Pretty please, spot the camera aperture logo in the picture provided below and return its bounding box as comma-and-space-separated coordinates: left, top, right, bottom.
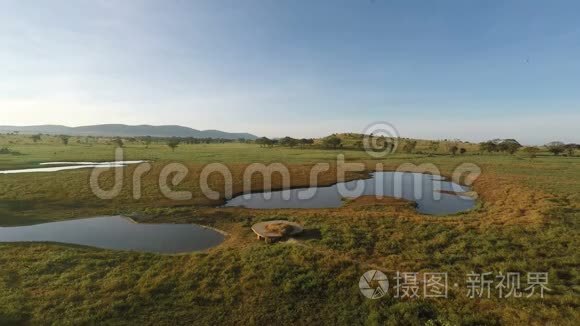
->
359, 270, 389, 299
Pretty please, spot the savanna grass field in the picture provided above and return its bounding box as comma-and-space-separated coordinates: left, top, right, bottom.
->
0, 134, 579, 325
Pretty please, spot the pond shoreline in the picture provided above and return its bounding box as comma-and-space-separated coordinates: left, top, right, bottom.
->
0, 216, 226, 254
224, 170, 477, 215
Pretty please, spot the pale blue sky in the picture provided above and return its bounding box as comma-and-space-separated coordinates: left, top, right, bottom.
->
1, 0, 579, 144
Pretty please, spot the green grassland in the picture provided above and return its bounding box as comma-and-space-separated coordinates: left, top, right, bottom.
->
0, 133, 482, 169
0, 135, 578, 325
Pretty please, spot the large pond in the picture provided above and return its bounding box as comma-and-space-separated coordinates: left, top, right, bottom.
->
225, 172, 476, 215
0, 161, 145, 174
0, 216, 225, 253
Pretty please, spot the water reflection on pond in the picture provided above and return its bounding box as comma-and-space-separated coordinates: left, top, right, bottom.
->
225, 172, 476, 215
0, 216, 225, 253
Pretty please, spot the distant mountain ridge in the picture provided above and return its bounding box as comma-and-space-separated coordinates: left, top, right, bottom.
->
0, 124, 258, 139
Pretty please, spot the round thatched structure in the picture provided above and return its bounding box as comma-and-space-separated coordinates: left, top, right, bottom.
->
251, 220, 304, 243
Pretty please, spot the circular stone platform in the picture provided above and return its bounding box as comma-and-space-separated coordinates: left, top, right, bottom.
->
251, 220, 304, 243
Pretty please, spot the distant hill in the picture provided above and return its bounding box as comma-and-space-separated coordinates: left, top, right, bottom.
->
0, 124, 258, 140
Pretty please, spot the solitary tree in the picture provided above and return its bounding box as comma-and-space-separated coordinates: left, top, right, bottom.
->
498, 139, 522, 155
402, 140, 417, 153
60, 135, 70, 146
113, 137, 124, 148
449, 145, 459, 156
565, 144, 577, 156
322, 135, 342, 149
31, 134, 42, 143
299, 138, 314, 148
545, 141, 566, 156
143, 136, 152, 148
167, 139, 180, 151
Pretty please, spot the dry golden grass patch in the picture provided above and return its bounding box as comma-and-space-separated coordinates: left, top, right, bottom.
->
470, 172, 555, 227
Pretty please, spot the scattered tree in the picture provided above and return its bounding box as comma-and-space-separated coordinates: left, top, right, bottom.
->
143, 136, 152, 148
60, 135, 70, 146
402, 140, 417, 153
428, 141, 440, 153
545, 141, 566, 156
167, 139, 180, 151
523, 146, 540, 158
375, 135, 397, 153
280, 136, 299, 148
449, 145, 459, 156
565, 144, 577, 156
479, 141, 497, 153
322, 135, 342, 149
377, 136, 386, 149
113, 137, 124, 148
498, 139, 521, 155
299, 138, 314, 148
31, 134, 42, 143
256, 137, 274, 148
479, 139, 521, 154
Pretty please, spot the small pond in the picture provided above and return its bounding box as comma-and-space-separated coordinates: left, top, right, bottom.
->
225, 172, 476, 215
0, 216, 225, 253
0, 161, 145, 174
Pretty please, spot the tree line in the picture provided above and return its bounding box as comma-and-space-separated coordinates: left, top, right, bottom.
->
479, 139, 578, 157
256, 137, 315, 148
4, 132, 579, 157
